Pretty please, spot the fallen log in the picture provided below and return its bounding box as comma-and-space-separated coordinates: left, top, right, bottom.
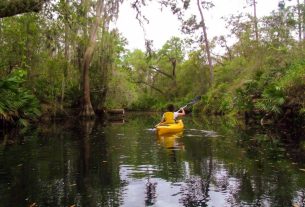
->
106, 109, 125, 116
108, 117, 125, 125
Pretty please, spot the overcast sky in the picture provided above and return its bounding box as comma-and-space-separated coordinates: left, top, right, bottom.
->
115, 0, 295, 51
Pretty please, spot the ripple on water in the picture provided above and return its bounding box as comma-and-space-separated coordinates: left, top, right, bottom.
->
120, 164, 160, 179
146, 128, 156, 131
184, 128, 220, 138
184, 134, 203, 138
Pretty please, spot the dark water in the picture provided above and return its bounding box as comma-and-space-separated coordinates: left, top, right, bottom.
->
0, 113, 305, 207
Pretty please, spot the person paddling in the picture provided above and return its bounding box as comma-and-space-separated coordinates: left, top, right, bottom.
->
156, 104, 185, 127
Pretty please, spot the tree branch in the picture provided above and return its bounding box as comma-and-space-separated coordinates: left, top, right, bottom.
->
0, 0, 46, 18
149, 66, 173, 79
134, 80, 166, 95
210, 52, 225, 66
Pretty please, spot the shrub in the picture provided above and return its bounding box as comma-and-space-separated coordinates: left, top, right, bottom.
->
0, 69, 40, 127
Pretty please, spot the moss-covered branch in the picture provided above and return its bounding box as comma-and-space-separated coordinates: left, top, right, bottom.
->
0, 0, 45, 18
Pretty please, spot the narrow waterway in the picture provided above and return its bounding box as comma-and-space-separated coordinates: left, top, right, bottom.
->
0, 113, 305, 207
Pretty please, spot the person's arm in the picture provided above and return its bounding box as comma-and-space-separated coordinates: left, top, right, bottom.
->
175, 108, 185, 117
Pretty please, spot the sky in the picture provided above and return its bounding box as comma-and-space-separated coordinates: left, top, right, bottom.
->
115, 0, 295, 51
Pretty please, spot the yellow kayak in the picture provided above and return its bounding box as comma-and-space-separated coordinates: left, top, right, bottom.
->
156, 120, 184, 135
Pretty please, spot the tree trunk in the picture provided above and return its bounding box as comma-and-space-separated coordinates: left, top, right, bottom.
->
197, 0, 213, 86
170, 58, 177, 98
297, 0, 302, 41
98, 33, 111, 108
60, 75, 65, 110
303, 0, 305, 40
61, 0, 70, 110
80, 0, 104, 118
253, 0, 259, 41
0, 0, 45, 18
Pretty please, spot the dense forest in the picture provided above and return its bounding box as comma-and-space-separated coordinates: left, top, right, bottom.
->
0, 0, 304, 129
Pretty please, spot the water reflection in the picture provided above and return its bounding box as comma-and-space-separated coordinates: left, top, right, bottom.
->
0, 114, 305, 206
145, 177, 157, 206
156, 132, 184, 151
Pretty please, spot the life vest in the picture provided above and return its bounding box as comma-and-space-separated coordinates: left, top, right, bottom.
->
163, 112, 175, 124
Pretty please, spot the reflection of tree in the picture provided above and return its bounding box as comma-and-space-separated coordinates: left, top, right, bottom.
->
77, 119, 95, 206
180, 158, 213, 207
156, 132, 185, 182
79, 119, 95, 175
2, 113, 305, 206
295, 189, 305, 206
1, 128, 24, 146
145, 178, 157, 206
77, 119, 126, 206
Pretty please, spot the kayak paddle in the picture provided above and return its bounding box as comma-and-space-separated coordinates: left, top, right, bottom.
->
180, 96, 202, 110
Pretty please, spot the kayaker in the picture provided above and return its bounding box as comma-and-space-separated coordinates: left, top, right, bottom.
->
156, 104, 185, 126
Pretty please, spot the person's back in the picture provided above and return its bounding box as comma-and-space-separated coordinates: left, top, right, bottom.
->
163, 111, 175, 124
157, 104, 185, 126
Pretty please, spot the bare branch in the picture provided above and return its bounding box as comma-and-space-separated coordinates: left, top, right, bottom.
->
134, 80, 166, 95
149, 66, 173, 79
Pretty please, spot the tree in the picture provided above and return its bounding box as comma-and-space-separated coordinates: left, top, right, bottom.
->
297, 0, 302, 41
177, 50, 209, 96
79, 0, 122, 117
90, 30, 129, 109
225, 14, 256, 59
279, 0, 304, 42
125, 49, 165, 97
159, 0, 214, 87
125, 37, 185, 102
154, 37, 185, 99
303, 0, 305, 40
246, 0, 259, 41
80, 0, 105, 117
196, 0, 214, 86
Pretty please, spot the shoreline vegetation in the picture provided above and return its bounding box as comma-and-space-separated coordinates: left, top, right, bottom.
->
0, 1, 304, 135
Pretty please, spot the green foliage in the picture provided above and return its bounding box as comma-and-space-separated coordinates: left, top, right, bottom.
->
0, 14, 43, 76
235, 58, 305, 119
104, 68, 138, 109
214, 56, 247, 84
197, 11, 304, 122
255, 85, 285, 114
64, 85, 82, 108
176, 50, 209, 97
235, 83, 260, 114
0, 69, 40, 126
197, 83, 234, 115
89, 31, 132, 109
33, 56, 67, 102
123, 37, 191, 107
277, 61, 305, 88
130, 94, 160, 111
0, 0, 304, 128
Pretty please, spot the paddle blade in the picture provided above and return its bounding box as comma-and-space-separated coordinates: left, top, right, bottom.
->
183, 96, 202, 108
191, 96, 202, 103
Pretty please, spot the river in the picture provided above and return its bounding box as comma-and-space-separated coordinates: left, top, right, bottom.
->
0, 113, 305, 207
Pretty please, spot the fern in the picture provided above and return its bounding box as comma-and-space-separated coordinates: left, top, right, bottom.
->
255, 85, 285, 114
0, 69, 41, 127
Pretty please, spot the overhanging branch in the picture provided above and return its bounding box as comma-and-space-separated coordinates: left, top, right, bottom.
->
149, 66, 173, 79
0, 0, 46, 18
134, 80, 166, 95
